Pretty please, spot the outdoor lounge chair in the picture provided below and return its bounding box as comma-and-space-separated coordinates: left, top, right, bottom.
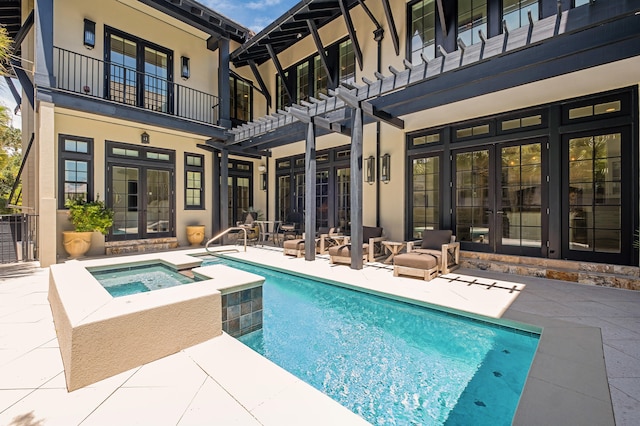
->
393, 230, 460, 280
328, 226, 386, 264
283, 227, 341, 257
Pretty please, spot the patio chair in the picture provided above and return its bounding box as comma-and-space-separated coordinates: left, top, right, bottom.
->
283, 227, 341, 257
316, 227, 342, 254
328, 226, 386, 264
280, 211, 304, 241
393, 230, 460, 280
234, 213, 259, 245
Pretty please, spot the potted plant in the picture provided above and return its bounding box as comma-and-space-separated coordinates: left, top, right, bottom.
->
63, 196, 114, 258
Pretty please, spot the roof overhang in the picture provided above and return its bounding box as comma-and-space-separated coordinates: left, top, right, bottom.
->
230, 0, 363, 67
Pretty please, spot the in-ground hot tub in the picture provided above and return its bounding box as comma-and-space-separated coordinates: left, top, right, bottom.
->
48, 251, 264, 391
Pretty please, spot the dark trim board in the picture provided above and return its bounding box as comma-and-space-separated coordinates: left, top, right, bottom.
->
375, 12, 640, 117
46, 89, 228, 140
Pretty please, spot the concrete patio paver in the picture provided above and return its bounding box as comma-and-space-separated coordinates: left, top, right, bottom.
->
0, 249, 638, 425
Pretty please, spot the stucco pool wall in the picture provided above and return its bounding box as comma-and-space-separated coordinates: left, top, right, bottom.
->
48, 252, 264, 392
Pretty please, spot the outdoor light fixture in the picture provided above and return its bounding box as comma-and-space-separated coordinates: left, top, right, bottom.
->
83, 19, 96, 49
380, 153, 391, 183
141, 131, 150, 144
181, 56, 190, 80
365, 155, 375, 184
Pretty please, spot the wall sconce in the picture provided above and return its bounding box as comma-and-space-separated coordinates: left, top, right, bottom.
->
181, 56, 190, 80
83, 19, 96, 49
258, 164, 267, 191
141, 131, 150, 144
365, 155, 375, 184
380, 153, 391, 183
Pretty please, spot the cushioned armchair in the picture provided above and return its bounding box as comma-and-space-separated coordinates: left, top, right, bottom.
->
328, 226, 386, 264
393, 230, 460, 280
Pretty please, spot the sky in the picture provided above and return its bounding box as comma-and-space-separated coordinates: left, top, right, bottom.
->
200, 0, 299, 34
0, 0, 302, 130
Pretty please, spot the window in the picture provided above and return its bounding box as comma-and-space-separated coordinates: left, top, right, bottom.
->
409, 0, 436, 63
296, 62, 310, 103
106, 28, 172, 112
59, 135, 93, 208
276, 72, 290, 110
458, 0, 487, 47
339, 40, 355, 84
411, 155, 440, 238
185, 153, 204, 209
503, 0, 539, 30
573, 0, 590, 7
568, 133, 622, 254
410, 131, 441, 149
455, 123, 491, 139
230, 75, 252, 125
313, 56, 328, 98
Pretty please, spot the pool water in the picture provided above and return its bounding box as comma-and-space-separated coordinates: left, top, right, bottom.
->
202, 257, 539, 425
90, 263, 195, 297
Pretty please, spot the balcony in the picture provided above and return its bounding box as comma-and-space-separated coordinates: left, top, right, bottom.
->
54, 47, 219, 126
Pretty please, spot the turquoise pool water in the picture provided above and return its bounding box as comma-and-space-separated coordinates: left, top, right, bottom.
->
89, 263, 194, 297
202, 257, 539, 425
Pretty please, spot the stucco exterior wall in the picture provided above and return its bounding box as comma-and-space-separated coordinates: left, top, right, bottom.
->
53, 109, 215, 260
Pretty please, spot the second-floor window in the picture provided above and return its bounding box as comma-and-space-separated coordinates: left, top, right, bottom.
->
276, 72, 290, 111
503, 0, 539, 30
314, 56, 328, 97
409, 0, 436, 63
339, 40, 355, 84
106, 28, 173, 113
458, 0, 487, 47
230, 75, 252, 125
296, 62, 310, 103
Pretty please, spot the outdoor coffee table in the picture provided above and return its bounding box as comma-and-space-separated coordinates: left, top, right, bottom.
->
381, 241, 406, 264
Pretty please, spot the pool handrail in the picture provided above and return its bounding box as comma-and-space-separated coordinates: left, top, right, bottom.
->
205, 226, 248, 253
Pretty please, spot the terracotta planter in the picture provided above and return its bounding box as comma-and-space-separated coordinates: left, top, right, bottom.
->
186, 225, 206, 246
62, 231, 93, 259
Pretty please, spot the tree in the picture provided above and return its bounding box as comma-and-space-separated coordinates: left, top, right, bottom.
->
0, 26, 20, 213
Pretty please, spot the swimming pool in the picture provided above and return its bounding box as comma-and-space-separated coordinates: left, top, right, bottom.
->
202, 257, 539, 425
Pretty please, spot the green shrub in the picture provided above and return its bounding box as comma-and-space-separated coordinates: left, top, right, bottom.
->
65, 196, 114, 235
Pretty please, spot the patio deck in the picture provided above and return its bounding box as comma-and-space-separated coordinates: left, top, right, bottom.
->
0, 247, 638, 425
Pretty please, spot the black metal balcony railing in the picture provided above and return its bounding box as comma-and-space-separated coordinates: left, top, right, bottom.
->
54, 47, 219, 126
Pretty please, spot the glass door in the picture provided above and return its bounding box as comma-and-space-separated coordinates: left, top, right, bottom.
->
228, 176, 251, 226
336, 167, 350, 233
110, 166, 172, 239
454, 140, 547, 256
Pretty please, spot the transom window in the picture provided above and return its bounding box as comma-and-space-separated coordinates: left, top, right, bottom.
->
409, 0, 436, 63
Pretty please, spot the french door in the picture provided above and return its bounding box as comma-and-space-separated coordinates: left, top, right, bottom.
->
453, 139, 547, 256
110, 165, 173, 240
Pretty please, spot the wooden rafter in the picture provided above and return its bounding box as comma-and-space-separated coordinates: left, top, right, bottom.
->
307, 19, 335, 88
338, 0, 363, 71
248, 60, 271, 107
266, 44, 292, 102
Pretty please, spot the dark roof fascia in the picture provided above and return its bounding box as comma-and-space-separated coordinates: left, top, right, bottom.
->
375, 8, 640, 118
45, 89, 228, 139
230, 0, 362, 67
137, 0, 249, 43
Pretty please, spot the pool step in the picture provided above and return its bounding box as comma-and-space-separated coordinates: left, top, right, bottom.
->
460, 252, 640, 290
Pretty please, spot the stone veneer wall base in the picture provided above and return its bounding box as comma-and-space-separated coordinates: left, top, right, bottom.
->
460, 252, 640, 291
105, 238, 179, 255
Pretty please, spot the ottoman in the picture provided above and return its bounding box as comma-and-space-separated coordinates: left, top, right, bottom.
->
393, 252, 439, 281
283, 239, 305, 257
